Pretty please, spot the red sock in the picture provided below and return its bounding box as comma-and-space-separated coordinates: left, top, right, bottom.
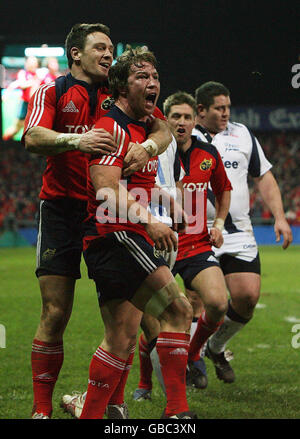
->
80, 347, 126, 419
137, 333, 153, 390
109, 345, 135, 405
189, 312, 223, 362
156, 332, 190, 417
31, 339, 64, 417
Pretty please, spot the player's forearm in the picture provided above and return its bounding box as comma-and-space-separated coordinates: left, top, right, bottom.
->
93, 173, 157, 225
145, 118, 172, 156
255, 171, 286, 221
25, 126, 81, 156
107, 185, 157, 225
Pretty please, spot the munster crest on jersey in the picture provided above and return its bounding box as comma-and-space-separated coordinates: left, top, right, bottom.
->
200, 158, 212, 171
101, 97, 115, 110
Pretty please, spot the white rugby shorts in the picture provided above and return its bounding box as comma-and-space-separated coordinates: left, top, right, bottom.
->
213, 230, 258, 262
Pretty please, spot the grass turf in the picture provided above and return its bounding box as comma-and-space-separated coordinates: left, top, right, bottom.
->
0, 245, 299, 419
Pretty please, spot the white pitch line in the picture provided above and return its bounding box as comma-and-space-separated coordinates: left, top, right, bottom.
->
284, 316, 300, 323
256, 344, 271, 349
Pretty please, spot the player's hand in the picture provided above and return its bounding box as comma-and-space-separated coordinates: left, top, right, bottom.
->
145, 221, 178, 252
123, 142, 150, 176
78, 128, 117, 154
209, 227, 224, 248
274, 218, 293, 249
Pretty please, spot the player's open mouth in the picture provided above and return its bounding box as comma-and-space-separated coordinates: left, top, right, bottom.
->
99, 62, 110, 70
145, 93, 157, 104
177, 128, 185, 134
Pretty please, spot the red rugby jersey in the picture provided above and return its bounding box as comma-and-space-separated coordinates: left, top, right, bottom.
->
22, 73, 164, 201
18, 69, 41, 102
83, 105, 159, 250
177, 136, 232, 260
22, 73, 113, 200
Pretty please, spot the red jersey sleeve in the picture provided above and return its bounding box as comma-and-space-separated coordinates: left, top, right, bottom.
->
89, 116, 129, 169
146, 106, 166, 127
22, 83, 57, 142
210, 151, 232, 195
152, 106, 166, 120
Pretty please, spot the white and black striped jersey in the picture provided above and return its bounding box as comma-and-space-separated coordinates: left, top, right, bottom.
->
150, 134, 185, 226
193, 121, 272, 234
155, 134, 185, 198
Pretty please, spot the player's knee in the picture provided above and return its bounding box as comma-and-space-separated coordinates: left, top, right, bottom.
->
105, 328, 137, 357
42, 302, 66, 320
232, 288, 260, 313
123, 333, 137, 355
246, 289, 260, 309
205, 296, 228, 320
165, 296, 193, 330
141, 314, 160, 341
40, 303, 70, 335
176, 296, 193, 326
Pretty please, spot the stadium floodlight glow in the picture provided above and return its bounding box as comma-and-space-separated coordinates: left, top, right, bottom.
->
24, 47, 65, 57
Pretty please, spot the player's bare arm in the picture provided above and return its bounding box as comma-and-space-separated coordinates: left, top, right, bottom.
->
123, 119, 172, 176
210, 190, 231, 248
254, 170, 293, 249
90, 164, 177, 252
24, 126, 117, 156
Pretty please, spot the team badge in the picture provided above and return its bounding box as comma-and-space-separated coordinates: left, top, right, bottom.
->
153, 247, 162, 258
101, 97, 115, 110
200, 158, 212, 171
42, 248, 56, 261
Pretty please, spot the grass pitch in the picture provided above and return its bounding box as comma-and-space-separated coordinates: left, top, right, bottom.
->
0, 245, 300, 419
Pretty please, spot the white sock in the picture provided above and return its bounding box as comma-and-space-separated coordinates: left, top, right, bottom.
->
190, 317, 198, 340
208, 315, 246, 354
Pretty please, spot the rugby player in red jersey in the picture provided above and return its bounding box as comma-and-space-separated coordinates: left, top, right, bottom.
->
3, 56, 41, 140
76, 46, 195, 419
22, 23, 172, 419
163, 91, 232, 389
40, 57, 61, 85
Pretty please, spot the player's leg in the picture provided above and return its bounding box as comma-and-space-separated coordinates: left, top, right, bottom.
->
3, 100, 27, 140
132, 266, 194, 418
34, 276, 75, 342
3, 118, 25, 140
61, 300, 140, 420
31, 199, 84, 418
188, 265, 228, 359
185, 287, 205, 338
78, 232, 172, 418
225, 272, 261, 319
80, 299, 142, 419
133, 243, 180, 401
32, 275, 75, 418
184, 288, 207, 388
206, 253, 261, 383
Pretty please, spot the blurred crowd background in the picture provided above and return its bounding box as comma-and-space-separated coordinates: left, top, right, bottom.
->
1, 131, 299, 235
1, 51, 300, 237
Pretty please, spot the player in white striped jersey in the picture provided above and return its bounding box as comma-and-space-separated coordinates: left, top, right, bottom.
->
191, 81, 293, 383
